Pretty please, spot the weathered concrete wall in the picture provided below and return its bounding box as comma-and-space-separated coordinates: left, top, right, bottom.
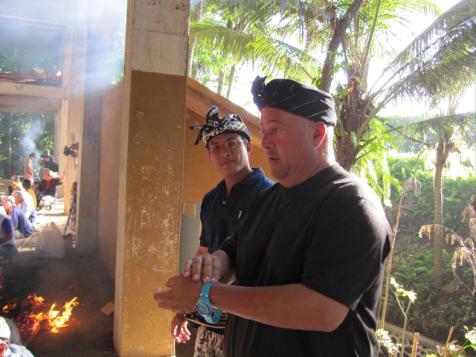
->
114, 1, 189, 356
97, 93, 272, 279
115, 71, 187, 357
98, 83, 123, 277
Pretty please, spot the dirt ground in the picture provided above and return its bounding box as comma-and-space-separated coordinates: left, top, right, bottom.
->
0, 191, 117, 356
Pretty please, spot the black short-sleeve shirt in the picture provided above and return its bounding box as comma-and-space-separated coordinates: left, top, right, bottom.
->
220, 164, 391, 357
199, 168, 273, 253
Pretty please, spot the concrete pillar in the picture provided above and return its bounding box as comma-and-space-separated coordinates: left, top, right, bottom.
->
76, 0, 128, 253
114, 0, 189, 356
60, 20, 86, 216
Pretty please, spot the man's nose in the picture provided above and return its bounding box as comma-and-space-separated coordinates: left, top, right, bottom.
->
261, 132, 271, 149
220, 150, 231, 158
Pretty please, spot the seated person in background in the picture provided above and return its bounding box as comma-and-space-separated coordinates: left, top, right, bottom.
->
36, 168, 61, 204
22, 179, 37, 209
12, 191, 36, 227
1, 196, 33, 238
7, 176, 23, 196
40, 149, 59, 173
0, 207, 16, 263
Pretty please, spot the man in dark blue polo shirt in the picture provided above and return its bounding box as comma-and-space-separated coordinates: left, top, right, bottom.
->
171, 106, 273, 357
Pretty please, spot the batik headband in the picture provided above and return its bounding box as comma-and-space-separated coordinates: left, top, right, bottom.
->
193, 106, 251, 146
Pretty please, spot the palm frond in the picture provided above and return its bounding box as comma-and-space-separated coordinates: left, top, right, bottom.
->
190, 21, 320, 79
387, 112, 476, 150
391, 0, 475, 66
378, 15, 476, 106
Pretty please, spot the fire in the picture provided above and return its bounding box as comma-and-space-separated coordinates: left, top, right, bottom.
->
1, 294, 79, 340
27, 294, 45, 307
1, 302, 17, 314
47, 297, 79, 333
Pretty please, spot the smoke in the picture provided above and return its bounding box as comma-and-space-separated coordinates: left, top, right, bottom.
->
0, 0, 127, 94
21, 119, 45, 158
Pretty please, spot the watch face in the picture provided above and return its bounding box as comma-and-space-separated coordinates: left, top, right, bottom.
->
196, 301, 211, 316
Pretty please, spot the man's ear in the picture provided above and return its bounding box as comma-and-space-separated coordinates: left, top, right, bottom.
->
246, 140, 252, 154
313, 122, 327, 147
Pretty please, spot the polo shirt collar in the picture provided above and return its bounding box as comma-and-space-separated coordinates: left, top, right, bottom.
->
216, 168, 266, 196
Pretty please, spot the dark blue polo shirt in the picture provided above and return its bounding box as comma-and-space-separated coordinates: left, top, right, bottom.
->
199, 168, 273, 253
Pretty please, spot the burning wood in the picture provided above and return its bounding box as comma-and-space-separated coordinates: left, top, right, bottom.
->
1, 302, 18, 314
1, 294, 79, 343
47, 297, 79, 333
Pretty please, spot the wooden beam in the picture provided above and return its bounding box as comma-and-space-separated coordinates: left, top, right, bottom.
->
0, 82, 62, 99
0, 1, 74, 26
186, 77, 262, 146
0, 14, 66, 29
0, 95, 60, 114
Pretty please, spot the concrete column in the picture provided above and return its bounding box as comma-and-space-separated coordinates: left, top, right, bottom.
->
60, 19, 86, 216
114, 0, 189, 356
76, 0, 128, 253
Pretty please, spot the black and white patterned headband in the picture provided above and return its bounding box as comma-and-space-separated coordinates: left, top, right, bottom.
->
193, 106, 251, 146
251, 76, 336, 126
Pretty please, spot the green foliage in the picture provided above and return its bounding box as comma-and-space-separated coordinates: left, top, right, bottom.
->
376, 328, 401, 356
352, 118, 400, 204
463, 326, 476, 351
385, 155, 476, 343
0, 47, 60, 75
388, 237, 475, 343
388, 155, 476, 237
0, 112, 55, 178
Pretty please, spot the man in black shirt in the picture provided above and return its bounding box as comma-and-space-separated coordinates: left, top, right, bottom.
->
171, 106, 273, 356
156, 78, 391, 356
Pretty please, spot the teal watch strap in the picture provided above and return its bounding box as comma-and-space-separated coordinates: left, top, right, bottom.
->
197, 282, 222, 324
201, 281, 214, 298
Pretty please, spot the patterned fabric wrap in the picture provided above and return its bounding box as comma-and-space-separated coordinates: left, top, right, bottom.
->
251, 76, 337, 125
194, 326, 225, 357
193, 106, 250, 146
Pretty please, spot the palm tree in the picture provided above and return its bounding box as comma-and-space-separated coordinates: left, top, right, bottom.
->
390, 106, 475, 287
191, 0, 475, 174
190, 0, 324, 96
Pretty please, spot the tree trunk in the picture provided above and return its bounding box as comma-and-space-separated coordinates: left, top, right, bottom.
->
432, 136, 451, 287
217, 71, 225, 96
319, 0, 365, 92
188, 0, 203, 76
226, 64, 236, 99
380, 194, 404, 329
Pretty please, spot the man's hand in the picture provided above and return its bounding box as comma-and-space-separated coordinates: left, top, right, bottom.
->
154, 275, 201, 313
171, 313, 191, 344
182, 253, 222, 283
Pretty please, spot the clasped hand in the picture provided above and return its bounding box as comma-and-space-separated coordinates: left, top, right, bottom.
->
153, 253, 222, 313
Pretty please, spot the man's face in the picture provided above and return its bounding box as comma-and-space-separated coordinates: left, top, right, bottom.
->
208, 133, 251, 178
260, 107, 320, 187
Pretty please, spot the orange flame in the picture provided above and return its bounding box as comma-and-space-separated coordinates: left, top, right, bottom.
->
27, 294, 46, 307
1, 302, 17, 314
47, 297, 79, 333
7, 295, 80, 336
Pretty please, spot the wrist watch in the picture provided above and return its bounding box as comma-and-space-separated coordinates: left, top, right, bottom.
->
195, 282, 221, 324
